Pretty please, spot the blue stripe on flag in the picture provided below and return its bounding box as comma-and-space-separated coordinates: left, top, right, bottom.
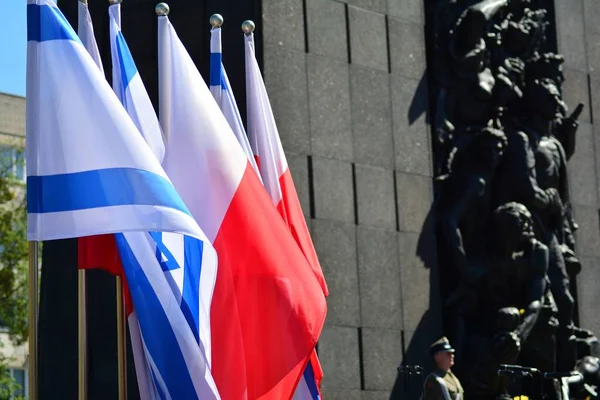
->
116, 32, 138, 88
303, 361, 321, 400
27, 168, 191, 216
115, 233, 199, 399
150, 232, 182, 272
27, 4, 81, 43
181, 236, 203, 344
150, 367, 167, 400
209, 53, 222, 87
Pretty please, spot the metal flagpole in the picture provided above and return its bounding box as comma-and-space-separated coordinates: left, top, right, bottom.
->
78, 1, 90, 394
116, 275, 126, 400
78, 268, 87, 400
28, 241, 39, 400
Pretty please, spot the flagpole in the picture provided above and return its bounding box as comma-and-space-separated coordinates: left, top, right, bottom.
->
116, 275, 126, 400
28, 241, 39, 400
78, 269, 88, 400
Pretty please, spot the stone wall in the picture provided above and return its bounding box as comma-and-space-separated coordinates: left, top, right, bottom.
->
261, 0, 441, 397
555, 0, 600, 337
0, 93, 25, 138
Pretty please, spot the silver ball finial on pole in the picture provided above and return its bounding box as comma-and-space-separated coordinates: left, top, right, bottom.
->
108, 0, 122, 4
155, 2, 170, 16
210, 14, 224, 28
241, 20, 255, 35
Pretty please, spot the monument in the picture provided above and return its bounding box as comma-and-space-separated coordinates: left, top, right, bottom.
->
430, 0, 600, 398
33, 0, 600, 398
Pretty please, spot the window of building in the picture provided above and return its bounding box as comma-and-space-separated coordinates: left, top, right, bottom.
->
0, 147, 25, 182
10, 368, 25, 398
1, 368, 27, 399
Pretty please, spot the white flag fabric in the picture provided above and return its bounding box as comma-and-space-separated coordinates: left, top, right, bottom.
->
26, 0, 199, 241
77, 0, 103, 74
109, 4, 165, 162
209, 27, 260, 178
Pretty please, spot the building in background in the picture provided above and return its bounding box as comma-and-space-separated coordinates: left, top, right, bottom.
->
0, 92, 28, 399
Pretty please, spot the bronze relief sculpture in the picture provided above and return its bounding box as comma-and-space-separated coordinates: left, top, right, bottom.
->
430, 0, 599, 398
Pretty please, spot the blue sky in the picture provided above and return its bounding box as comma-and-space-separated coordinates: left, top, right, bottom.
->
0, 1, 26, 97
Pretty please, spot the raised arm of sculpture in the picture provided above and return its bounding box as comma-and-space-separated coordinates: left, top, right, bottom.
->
555, 103, 583, 161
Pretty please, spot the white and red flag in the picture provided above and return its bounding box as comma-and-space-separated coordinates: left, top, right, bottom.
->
158, 13, 327, 400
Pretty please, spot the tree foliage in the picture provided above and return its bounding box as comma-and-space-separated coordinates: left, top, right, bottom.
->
0, 150, 28, 344
0, 148, 28, 399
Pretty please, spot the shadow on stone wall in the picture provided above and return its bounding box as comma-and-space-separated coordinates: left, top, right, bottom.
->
390, 138, 443, 398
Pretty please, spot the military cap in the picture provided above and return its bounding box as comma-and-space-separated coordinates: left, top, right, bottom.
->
430, 336, 455, 356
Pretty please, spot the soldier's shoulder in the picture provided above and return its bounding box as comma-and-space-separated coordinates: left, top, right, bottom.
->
424, 372, 444, 388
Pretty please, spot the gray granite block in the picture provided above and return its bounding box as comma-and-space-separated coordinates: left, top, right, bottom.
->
388, 17, 426, 81
362, 328, 403, 391
396, 172, 432, 233
313, 219, 360, 326
399, 232, 430, 332
312, 157, 355, 223
586, 31, 600, 77
321, 389, 362, 399
286, 152, 311, 217
348, 7, 388, 72
346, 0, 386, 14
264, 44, 311, 154
387, 0, 423, 24
584, 0, 600, 35
355, 165, 396, 229
562, 68, 591, 124
573, 205, 600, 257
568, 122, 597, 207
361, 391, 390, 400
556, 0, 587, 72
357, 226, 402, 329
351, 66, 394, 168
262, 0, 305, 51
591, 77, 600, 125
308, 55, 354, 161
595, 128, 600, 202
306, 0, 348, 62
577, 257, 600, 334
391, 75, 431, 176
319, 325, 361, 390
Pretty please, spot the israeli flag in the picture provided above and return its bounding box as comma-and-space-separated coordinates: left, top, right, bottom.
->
77, 0, 103, 74
27, 2, 220, 398
117, 231, 219, 399
26, 0, 198, 241
109, 3, 165, 162
209, 26, 260, 177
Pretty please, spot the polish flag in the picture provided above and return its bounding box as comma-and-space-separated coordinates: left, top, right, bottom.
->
158, 13, 327, 400
244, 31, 328, 299
244, 30, 327, 399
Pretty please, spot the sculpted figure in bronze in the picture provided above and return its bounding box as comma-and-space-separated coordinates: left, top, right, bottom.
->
429, 0, 600, 397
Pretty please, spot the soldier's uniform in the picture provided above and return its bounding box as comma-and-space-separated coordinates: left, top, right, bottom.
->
423, 337, 464, 400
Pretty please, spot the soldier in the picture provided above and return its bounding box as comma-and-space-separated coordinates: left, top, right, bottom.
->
423, 337, 464, 399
